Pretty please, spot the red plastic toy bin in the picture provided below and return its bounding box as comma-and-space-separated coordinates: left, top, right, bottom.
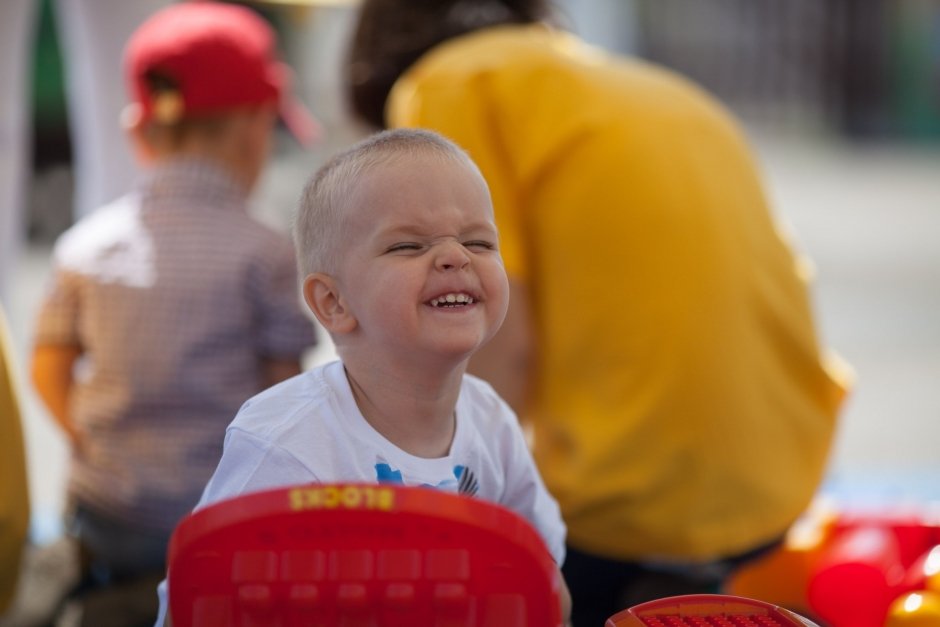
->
166, 483, 563, 626
604, 594, 820, 627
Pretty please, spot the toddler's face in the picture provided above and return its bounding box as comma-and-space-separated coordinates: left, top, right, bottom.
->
337, 152, 509, 365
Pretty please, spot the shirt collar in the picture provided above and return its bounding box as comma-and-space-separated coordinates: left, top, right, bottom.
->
139, 158, 246, 211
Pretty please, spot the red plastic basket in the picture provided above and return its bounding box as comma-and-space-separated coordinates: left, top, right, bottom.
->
605, 594, 820, 627
167, 483, 562, 626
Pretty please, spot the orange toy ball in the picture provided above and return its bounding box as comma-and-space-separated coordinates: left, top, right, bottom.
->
886, 591, 940, 627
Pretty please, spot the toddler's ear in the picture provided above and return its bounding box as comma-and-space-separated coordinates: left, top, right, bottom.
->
302, 273, 357, 334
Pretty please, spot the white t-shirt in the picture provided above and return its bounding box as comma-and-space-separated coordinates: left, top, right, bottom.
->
155, 360, 565, 625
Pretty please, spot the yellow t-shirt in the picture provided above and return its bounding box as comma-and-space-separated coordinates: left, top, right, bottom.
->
0, 305, 29, 611
389, 24, 851, 562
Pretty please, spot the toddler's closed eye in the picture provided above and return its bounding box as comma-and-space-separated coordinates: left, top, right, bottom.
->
464, 240, 496, 251
386, 243, 422, 253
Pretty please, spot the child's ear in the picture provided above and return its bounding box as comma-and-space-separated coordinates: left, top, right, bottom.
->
302, 273, 357, 334
121, 104, 158, 165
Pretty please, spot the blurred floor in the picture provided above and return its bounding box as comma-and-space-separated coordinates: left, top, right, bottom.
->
749, 129, 940, 507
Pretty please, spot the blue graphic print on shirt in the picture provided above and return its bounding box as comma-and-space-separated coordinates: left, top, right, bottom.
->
374, 463, 404, 484
374, 463, 478, 495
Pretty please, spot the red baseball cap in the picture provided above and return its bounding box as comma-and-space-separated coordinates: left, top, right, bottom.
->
124, 1, 319, 146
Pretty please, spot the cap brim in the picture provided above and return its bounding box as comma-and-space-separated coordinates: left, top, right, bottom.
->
280, 96, 321, 147
269, 62, 320, 147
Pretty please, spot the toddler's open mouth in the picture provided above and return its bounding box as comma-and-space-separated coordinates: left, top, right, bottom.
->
428, 292, 476, 308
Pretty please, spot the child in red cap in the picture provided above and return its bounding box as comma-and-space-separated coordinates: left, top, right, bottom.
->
30, 3, 318, 624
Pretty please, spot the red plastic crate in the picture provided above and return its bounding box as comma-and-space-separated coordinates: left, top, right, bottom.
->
605, 594, 820, 627
167, 483, 563, 626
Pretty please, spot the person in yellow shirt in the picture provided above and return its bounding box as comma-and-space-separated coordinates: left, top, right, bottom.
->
345, 2, 853, 625
0, 303, 30, 614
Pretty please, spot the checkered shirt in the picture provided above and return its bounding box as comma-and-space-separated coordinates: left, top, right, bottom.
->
33, 158, 317, 532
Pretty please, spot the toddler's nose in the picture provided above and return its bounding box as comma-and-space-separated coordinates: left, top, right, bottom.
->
435, 241, 471, 271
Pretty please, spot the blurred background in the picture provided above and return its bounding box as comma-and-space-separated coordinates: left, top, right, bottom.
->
5, 0, 940, 547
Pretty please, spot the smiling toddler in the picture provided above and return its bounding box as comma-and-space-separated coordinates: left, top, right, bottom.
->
154, 128, 571, 625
